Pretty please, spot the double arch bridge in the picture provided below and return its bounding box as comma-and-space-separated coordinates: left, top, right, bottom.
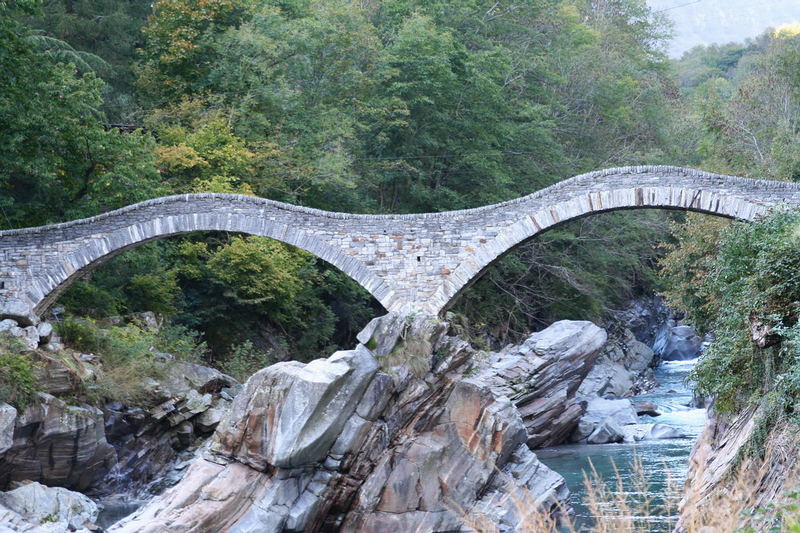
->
0, 165, 797, 324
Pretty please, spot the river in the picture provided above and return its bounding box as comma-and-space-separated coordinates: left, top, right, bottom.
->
537, 358, 707, 531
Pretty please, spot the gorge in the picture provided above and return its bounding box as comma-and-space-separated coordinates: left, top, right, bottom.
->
0, 297, 710, 532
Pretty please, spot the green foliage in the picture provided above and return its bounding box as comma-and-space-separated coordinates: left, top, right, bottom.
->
220, 340, 276, 382
10, 0, 684, 360
0, 335, 40, 409
662, 209, 800, 412
56, 317, 206, 405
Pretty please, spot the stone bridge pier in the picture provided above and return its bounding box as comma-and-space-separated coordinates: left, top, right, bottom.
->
0, 166, 798, 325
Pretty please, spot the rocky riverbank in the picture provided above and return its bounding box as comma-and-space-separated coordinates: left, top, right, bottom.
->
0, 300, 690, 532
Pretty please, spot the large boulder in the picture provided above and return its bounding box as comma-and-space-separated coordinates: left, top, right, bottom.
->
212, 344, 380, 469
0, 481, 98, 531
586, 417, 625, 444
578, 327, 656, 398
646, 423, 685, 440
572, 398, 639, 443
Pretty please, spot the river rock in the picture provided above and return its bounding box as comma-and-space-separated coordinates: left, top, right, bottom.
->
0, 481, 99, 531
474, 320, 608, 448
111, 313, 572, 532
587, 417, 625, 444
633, 401, 661, 416
646, 423, 685, 440
0, 393, 116, 491
578, 327, 656, 399
572, 398, 638, 442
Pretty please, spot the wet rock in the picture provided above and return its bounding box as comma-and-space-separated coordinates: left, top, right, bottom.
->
587, 417, 625, 444
661, 324, 703, 361
621, 424, 651, 443
633, 401, 661, 417
646, 423, 685, 440
0, 481, 99, 531
0, 394, 116, 491
572, 398, 638, 442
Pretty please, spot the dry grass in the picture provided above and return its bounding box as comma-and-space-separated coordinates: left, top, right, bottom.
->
463, 440, 800, 533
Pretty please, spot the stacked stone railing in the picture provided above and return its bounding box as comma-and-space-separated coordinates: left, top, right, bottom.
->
1, 165, 798, 324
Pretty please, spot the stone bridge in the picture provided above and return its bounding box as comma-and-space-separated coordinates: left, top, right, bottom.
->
1, 165, 798, 324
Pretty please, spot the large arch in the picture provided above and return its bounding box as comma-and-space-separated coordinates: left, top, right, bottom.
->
0, 166, 798, 322
431, 185, 770, 313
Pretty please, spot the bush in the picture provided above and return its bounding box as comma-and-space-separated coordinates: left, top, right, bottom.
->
661, 209, 800, 412
220, 340, 276, 382
57, 317, 164, 405
0, 335, 40, 408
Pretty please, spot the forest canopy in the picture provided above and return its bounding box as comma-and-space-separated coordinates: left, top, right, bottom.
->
3, 0, 800, 369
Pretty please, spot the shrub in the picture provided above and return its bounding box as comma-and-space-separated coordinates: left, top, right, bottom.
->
661, 209, 800, 412
220, 340, 276, 382
153, 322, 207, 363
0, 335, 40, 408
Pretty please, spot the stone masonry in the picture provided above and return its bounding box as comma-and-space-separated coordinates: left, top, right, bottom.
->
0, 165, 798, 324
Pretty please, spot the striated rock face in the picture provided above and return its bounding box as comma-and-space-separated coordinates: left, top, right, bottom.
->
472, 320, 607, 448
100, 361, 237, 497
213, 345, 378, 469
110, 314, 579, 533
0, 393, 116, 491
616, 296, 705, 362
578, 327, 656, 399
0, 336, 238, 499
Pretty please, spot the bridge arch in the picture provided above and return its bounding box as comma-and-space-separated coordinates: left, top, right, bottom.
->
33, 212, 393, 315
430, 183, 771, 314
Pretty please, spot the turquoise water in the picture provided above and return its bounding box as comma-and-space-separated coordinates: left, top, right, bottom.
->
537, 360, 706, 531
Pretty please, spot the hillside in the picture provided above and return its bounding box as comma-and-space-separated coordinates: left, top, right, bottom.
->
648, 0, 800, 56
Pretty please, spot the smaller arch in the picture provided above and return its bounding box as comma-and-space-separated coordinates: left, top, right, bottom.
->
28, 211, 394, 316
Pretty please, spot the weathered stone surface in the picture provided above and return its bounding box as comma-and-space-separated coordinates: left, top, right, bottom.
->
35, 322, 52, 343
213, 344, 379, 469
633, 400, 661, 417
661, 324, 704, 361
587, 417, 625, 444
678, 406, 764, 529
0, 393, 116, 490
0, 404, 16, 457
100, 363, 237, 498
0, 166, 788, 320
578, 327, 656, 398
472, 444, 570, 530
0, 481, 98, 530
646, 423, 685, 440
572, 398, 639, 442
472, 320, 607, 448
111, 314, 574, 532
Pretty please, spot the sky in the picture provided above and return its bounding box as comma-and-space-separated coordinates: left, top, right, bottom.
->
646, 0, 800, 57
